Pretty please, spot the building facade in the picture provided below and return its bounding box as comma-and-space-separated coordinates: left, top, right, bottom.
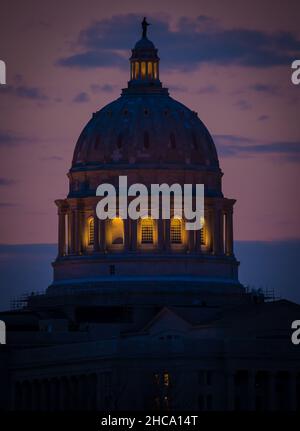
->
0, 21, 300, 412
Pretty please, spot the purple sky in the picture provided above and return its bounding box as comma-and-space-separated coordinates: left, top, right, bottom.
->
0, 0, 300, 244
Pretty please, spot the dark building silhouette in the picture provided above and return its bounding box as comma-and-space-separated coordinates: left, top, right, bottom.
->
0, 20, 300, 412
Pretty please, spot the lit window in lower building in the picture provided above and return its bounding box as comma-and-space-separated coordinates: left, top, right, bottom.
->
141, 218, 154, 244
163, 372, 170, 387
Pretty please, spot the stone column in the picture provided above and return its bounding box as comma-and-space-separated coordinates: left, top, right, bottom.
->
130, 219, 137, 251
124, 218, 130, 250
158, 218, 164, 251
206, 209, 213, 253
188, 229, 195, 252
213, 206, 222, 255
195, 228, 202, 254
289, 372, 297, 411
58, 209, 66, 257
225, 208, 234, 256
268, 372, 276, 411
164, 219, 171, 251
100, 219, 107, 252
67, 210, 74, 254
73, 207, 82, 255
93, 209, 100, 252
226, 371, 235, 411
248, 370, 255, 410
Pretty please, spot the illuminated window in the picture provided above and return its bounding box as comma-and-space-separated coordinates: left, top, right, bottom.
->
163, 372, 170, 387
170, 218, 182, 244
111, 218, 124, 245
141, 61, 146, 79
147, 61, 153, 78
88, 217, 94, 245
153, 62, 158, 79
200, 218, 205, 245
134, 62, 139, 79
141, 218, 154, 244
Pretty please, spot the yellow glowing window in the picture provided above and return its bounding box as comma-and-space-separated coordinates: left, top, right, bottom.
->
170, 218, 182, 244
163, 372, 170, 387
147, 62, 153, 78
153, 62, 158, 79
141, 61, 146, 79
111, 217, 124, 245
141, 218, 154, 244
88, 217, 94, 245
200, 218, 205, 245
134, 62, 139, 79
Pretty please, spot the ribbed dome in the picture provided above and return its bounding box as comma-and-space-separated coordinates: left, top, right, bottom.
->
72, 93, 219, 169
71, 21, 219, 171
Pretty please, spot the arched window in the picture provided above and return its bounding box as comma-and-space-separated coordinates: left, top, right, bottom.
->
88, 217, 94, 245
111, 217, 124, 245
141, 218, 154, 244
170, 218, 182, 244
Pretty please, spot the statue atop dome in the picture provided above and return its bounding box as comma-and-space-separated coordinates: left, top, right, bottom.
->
142, 17, 150, 38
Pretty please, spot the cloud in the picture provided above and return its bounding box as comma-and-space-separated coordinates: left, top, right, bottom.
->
0, 202, 18, 208
197, 84, 218, 94
258, 115, 269, 121
0, 178, 17, 186
57, 14, 300, 70
249, 83, 279, 95
0, 84, 49, 101
73, 92, 90, 103
90, 83, 116, 93
0, 130, 35, 147
167, 84, 187, 93
235, 99, 252, 110
214, 134, 300, 162
40, 156, 63, 161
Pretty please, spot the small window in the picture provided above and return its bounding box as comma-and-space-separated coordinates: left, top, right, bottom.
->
141, 218, 154, 244
88, 217, 94, 245
163, 372, 170, 387
170, 218, 182, 244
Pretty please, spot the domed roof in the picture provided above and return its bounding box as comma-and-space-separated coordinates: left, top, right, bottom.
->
134, 37, 155, 50
71, 20, 219, 171
72, 93, 219, 169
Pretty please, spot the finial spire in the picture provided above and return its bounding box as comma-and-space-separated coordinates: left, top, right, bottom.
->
142, 17, 150, 38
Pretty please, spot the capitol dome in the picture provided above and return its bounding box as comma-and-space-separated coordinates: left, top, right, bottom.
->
71, 27, 219, 170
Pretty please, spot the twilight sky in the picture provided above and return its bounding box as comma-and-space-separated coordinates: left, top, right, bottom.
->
0, 0, 300, 244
